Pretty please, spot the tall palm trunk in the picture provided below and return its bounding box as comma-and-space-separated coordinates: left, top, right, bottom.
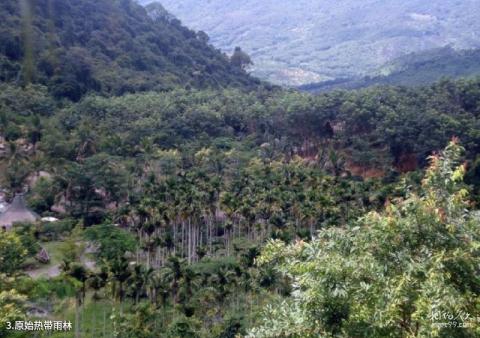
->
75, 292, 81, 338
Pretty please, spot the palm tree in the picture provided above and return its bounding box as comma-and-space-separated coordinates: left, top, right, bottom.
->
28, 114, 42, 154
141, 220, 158, 268
178, 266, 199, 309
107, 257, 131, 303
148, 270, 170, 309
128, 264, 154, 304
87, 269, 107, 337
138, 137, 155, 174
209, 266, 237, 304
88, 270, 107, 301
5, 141, 30, 192
68, 263, 89, 303
64, 263, 89, 338
162, 256, 186, 304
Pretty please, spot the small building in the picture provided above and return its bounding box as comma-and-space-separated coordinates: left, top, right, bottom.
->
36, 247, 50, 263
0, 201, 6, 214
0, 194, 39, 230
0, 190, 7, 213
41, 216, 59, 223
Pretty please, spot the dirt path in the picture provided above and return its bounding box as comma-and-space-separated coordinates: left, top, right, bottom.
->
80, 253, 96, 271
26, 242, 97, 279
26, 264, 61, 279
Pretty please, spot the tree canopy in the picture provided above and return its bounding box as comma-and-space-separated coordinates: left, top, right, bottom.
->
249, 140, 480, 338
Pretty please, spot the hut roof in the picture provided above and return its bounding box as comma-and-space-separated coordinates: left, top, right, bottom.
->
0, 194, 39, 229
36, 247, 50, 263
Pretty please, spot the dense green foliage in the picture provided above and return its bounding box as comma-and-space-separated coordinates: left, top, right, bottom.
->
8, 77, 479, 182
1, 76, 480, 336
250, 141, 480, 337
0, 1, 479, 337
0, 0, 261, 101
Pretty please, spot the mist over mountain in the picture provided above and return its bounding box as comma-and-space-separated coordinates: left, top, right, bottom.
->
139, 0, 480, 86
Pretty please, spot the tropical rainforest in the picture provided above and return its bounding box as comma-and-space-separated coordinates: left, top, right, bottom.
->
0, 1, 479, 338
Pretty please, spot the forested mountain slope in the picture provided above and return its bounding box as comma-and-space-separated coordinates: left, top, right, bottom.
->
1, 1, 480, 337
0, 0, 260, 101
300, 47, 480, 92
140, 0, 480, 86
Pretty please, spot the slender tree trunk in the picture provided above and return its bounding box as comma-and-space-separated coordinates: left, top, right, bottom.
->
103, 306, 106, 338
92, 300, 96, 338
224, 225, 228, 255
187, 219, 191, 264
173, 222, 177, 256
146, 240, 151, 269
75, 294, 81, 338
193, 221, 196, 262
209, 216, 212, 254
182, 221, 185, 259
190, 223, 196, 263
200, 222, 203, 251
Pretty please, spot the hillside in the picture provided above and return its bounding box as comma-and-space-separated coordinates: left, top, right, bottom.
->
0, 0, 260, 101
300, 47, 480, 92
140, 0, 480, 86
1, 1, 480, 337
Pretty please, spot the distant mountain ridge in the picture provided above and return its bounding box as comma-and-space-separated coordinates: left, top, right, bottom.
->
138, 0, 480, 86
299, 47, 480, 92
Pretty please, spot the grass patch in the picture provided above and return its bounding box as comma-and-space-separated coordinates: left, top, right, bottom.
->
23, 241, 66, 279
48, 297, 119, 338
